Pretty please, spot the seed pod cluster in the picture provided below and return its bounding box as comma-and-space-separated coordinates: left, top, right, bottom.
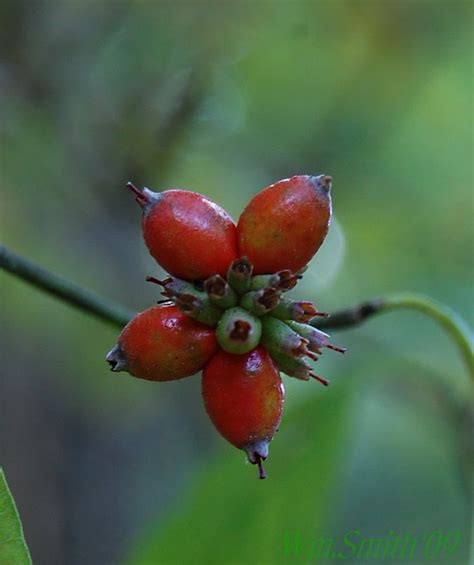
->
106, 175, 345, 478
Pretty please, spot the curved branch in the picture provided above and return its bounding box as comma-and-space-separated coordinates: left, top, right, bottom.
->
313, 294, 473, 381
0, 245, 134, 329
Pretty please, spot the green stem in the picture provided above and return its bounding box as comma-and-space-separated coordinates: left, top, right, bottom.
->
314, 293, 473, 382
383, 294, 473, 379
0, 245, 134, 329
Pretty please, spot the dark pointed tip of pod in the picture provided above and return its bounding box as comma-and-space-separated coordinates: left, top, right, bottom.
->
309, 174, 332, 194
105, 345, 128, 372
244, 441, 268, 479
244, 440, 270, 479
243, 438, 270, 465
126, 181, 161, 213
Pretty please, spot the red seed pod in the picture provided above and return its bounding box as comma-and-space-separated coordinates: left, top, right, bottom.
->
202, 347, 284, 479
237, 175, 332, 274
127, 183, 238, 280
106, 304, 217, 381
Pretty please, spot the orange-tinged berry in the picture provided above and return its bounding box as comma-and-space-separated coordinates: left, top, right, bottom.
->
106, 304, 218, 381
237, 175, 332, 274
202, 347, 284, 478
127, 183, 238, 280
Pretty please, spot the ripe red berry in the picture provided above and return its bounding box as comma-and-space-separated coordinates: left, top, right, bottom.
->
127, 183, 238, 280
202, 347, 284, 479
237, 175, 332, 274
106, 304, 218, 381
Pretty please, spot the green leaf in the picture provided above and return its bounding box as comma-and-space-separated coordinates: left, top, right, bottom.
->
127, 381, 351, 565
0, 468, 32, 565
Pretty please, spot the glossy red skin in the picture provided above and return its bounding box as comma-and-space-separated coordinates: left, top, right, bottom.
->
143, 190, 238, 280
119, 305, 217, 381
202, 347, 284, 450
237, 175, 332, 274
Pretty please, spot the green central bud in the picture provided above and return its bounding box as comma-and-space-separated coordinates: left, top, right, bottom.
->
204, 274, 238, 309
271, 297, 326, 323
146, 259, 344, 369
285, 321, 329, 354
286, 321, 346, 355
261, 316, 311, 358
174, 293, 223, 327
227, 257, 253, 295
251, 270, 299, 293
240, 287, 281, 316
216, 307, 262, 354
152, 276, 222, 326
264, 347, 313, 381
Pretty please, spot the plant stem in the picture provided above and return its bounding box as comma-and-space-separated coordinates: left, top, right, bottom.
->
313, 293, 473, 381
0, 245, 134, 329
1, 246, 472, 380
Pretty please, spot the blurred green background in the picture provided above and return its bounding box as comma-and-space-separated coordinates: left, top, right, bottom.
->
1, 1, 472, 564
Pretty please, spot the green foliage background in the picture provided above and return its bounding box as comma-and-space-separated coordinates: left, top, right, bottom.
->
1, 1, 472, 564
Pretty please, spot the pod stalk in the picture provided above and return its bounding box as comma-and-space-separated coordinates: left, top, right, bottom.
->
204, 275, 238, 309
240, 287, 281, 316
251, 270, 298, 293
227, 257, 253, 295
